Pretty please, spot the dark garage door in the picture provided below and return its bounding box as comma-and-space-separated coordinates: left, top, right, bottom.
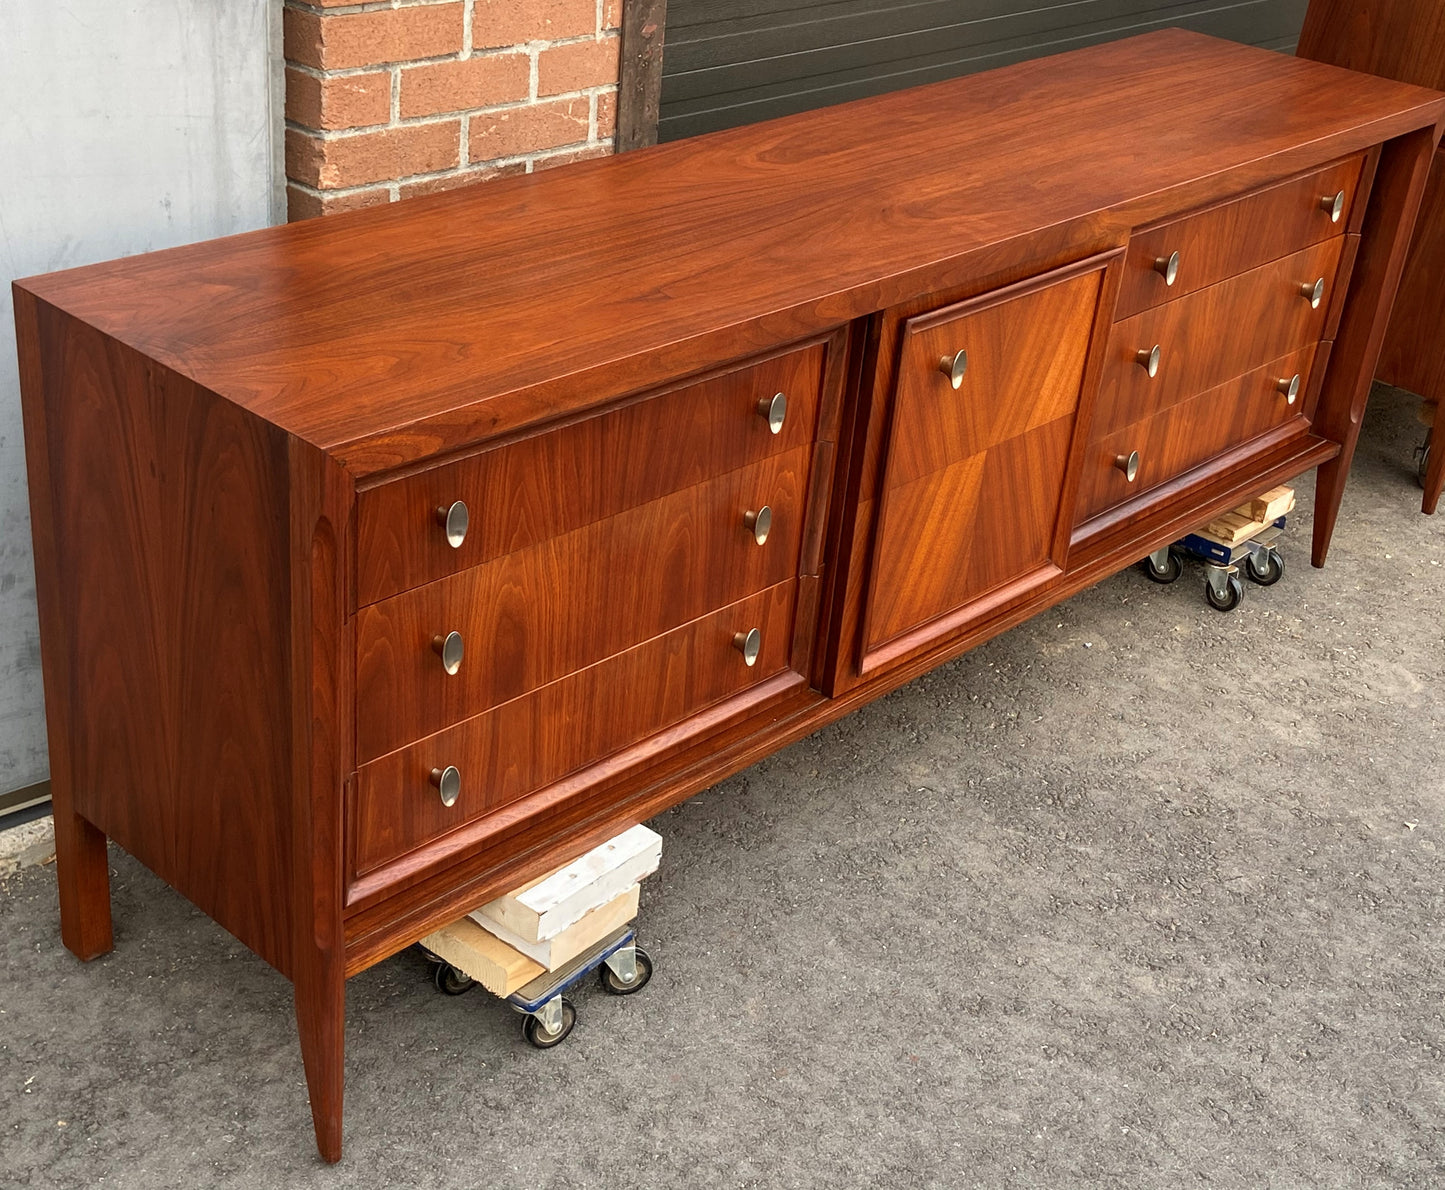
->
658, 0, 1310, 142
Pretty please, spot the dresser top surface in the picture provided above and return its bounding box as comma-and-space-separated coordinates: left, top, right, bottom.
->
17, 29, 1443, 474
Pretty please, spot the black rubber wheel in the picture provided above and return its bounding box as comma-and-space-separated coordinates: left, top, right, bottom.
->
1140, 547, 1184, 585
1245, 549, 1284, 587
598, 947, 654, 996
433, 962, 475, 996
523, 999, 577, 1049
1205, 574, 1244, 612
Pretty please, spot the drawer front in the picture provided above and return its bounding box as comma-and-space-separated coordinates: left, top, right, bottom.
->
1115, 153, 1365, 320
1075, 343, 1318, 524
863, 256, 1108, 658
356, 447, 809, 762
1094, 237, 1343, 438
352, 581, 798, 878
356, 342, 825, 606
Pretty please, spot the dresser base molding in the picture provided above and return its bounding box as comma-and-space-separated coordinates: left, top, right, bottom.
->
14, 31, 1444, 1163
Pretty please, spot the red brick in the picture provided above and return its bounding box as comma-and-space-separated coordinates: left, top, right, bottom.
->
532, 144, 613, 173
286, 183, 391, 222
288, 3, 464, 71
537, 37, 620, 96
400, 53, 529, 118
288, 122, 461, 189
398, 162, 528, 199
469, 97, 589, 161
596, 88, 616, 138
602, 0, 622, 30
286, 67, 391, 131
471, 0, 594, 50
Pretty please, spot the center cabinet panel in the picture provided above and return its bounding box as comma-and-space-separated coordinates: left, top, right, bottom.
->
859, 254, 1116, 672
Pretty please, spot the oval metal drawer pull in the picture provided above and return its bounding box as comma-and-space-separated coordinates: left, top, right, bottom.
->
435, 500, 469, 549
732, 627, 761, 667
937, 348, 969, 389
429, 765, 461, 807
757, 392, 787, 434
1153, 251, 1180, 285
1276, 374, 1301, 405
432, 631, 464, 675
1136, 345, 1161, 377
1299, 278, 1326, 308
743, 506, 772, 545
1321, 190, 1345, 223
1114, 450, 1140, 482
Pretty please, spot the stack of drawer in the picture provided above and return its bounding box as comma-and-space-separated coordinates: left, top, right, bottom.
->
348, 344, 826, 885
1073, 153, 1369, 528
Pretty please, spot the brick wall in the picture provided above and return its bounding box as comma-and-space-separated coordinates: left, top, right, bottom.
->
284, 0, 622, 219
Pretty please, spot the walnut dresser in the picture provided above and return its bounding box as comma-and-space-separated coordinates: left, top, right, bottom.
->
14, 30, 1444, 1162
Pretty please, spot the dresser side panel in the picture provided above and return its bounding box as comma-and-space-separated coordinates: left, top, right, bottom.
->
20, 296, 296, 974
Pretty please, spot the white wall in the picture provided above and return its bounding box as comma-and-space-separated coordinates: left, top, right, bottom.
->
0, 0, 281, 795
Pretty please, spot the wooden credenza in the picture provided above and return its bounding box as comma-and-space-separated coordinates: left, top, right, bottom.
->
14, 31, 1443, 1162
1297, 0, 1445, 512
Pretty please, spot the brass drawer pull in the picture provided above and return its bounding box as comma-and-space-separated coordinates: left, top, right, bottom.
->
1135, 345, 1161, 377
743, 506, 772, 545
435, 500, 469, 549
1299, 277, 1326, 308
1276, 374, 1301, 405
937, 348, 969, 389
1321, 190, 1345, 223
429, 765, 461, 807
732, 627, 761, 666
1114, 450, 1140, 482
757, 392, 787, 433
432, 631, 464, 675
1153, 251, 1180, 285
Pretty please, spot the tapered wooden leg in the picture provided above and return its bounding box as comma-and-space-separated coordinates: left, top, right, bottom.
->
53, 803, 113, 961
1312, 454, 1352, 567
1424, 401, 1444, 514
295, 958, 345, 1163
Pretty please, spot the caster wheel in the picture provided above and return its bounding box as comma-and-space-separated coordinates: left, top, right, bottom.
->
1140, 547, 1184, 584
599, 947, 654, 996
1205, 574, 1244, 612
523, 999, 577, 1049
1245, 548, 1283, 586
433, 962, 475, 996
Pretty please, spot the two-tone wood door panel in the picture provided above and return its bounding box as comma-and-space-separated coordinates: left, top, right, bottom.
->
1075, 343, 1319, 525
356, 342, 825, 605
860, 258, 1108, 664
356, 448, 809, 762
1094, 237, 1345, 437
1116, 153, 1366, 319
352, 581, 799, 878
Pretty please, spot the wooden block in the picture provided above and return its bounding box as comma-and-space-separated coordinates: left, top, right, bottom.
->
472, 884, 640, 970
473, 823, 662, 943
1202, 509, 1267, 546
419, 918, 544, 997
1246, 485, 1296, 523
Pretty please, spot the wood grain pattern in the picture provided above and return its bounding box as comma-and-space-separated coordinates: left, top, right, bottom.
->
1311, 125, 1441, 562
356, 341, 823, 606
861, 259, 1107, 654
352, 581, 798, 880
1075, 344, 1318, 525
355, 448, 810, 761
1376, 148, 1445, 410
15, 32, 1445, 475
1115, 153, 1363, 320
17, 296, 298, 975
1298, 0, 1445, 91
1094, 237, 1344, 436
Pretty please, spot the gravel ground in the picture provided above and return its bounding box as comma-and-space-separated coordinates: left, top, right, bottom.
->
1, 386, 1441, 1190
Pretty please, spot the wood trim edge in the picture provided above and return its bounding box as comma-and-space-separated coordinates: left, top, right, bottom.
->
617, 0, 668, 152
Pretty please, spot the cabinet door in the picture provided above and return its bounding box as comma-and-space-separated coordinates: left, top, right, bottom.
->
860, 259, 1108, 668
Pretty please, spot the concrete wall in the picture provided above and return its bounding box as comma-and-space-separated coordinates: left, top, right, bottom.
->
0, 0, 282, 795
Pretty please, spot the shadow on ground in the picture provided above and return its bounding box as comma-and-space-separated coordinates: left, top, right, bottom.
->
2, 388, 1441, 1190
